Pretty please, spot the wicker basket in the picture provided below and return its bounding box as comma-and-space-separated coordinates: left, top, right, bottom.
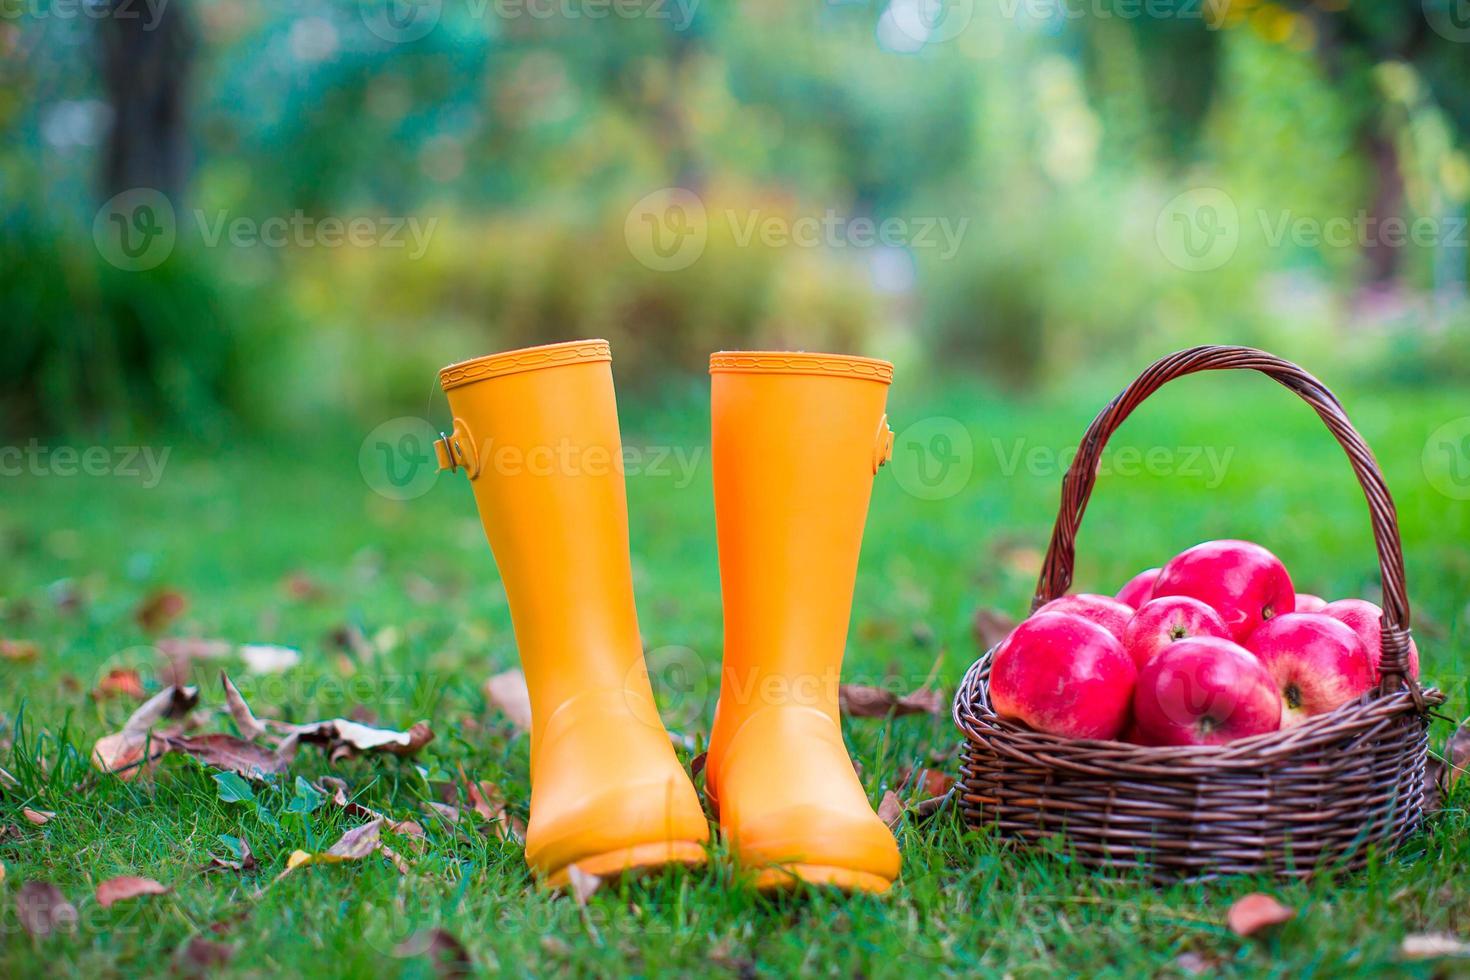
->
951, 346, 1444, 882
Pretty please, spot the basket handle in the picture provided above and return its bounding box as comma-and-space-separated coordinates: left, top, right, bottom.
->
1033, 345, 1418, 696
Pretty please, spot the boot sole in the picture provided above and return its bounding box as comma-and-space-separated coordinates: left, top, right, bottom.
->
752, 863, 893, 894
542, 840, 707, 889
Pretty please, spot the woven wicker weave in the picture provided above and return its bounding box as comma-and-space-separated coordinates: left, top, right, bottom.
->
951, 346, 1443, 881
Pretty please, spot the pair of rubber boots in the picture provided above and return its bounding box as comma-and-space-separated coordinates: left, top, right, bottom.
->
434, 340, 901, 893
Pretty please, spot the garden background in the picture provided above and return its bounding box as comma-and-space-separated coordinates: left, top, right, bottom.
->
3, 1, 1470, 975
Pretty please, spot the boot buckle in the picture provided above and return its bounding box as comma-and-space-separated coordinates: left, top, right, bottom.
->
434, 418, 480, 478
873, 414, 895, 473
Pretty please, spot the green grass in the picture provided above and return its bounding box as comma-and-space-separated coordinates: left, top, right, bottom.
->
2, 371, 1469, 977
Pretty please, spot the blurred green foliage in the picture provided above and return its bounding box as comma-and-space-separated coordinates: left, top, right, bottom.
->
2, 0, 1469, 436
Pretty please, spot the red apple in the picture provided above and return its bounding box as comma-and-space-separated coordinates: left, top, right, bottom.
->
1034, 594, 1134, 641
1132, 637, 1282, 746
1116, 568, 1161, 609
1122, 596, 1231, 670
1246, 613, 1374, 726
1153, 539, 1295, 642
990, 612, 1136, 740
1322, 598, 1420, 680
1294, 593, 1327, 613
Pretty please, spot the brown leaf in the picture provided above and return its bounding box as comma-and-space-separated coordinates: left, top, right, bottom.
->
95, 876, 169, 909
483, 670, 533, 733
156, 638, 232, 687
281, 571, 327, 603
283, 819, 385, 876
422, 801, 461, 825
566, 864, 602, 904
0, 639, 39, 663
0, 765, 17, 789
207, 837, 257, 874
1426, 756, 1446, 817
1401, 933, 1470, 959
1226, 893, 1295, 937
219, 672, 266, 740
1445, 724, 1470, 789
877, 790, 903, 830
177, 937, 236, 973
908, 792, 950, 823
136, 589, 188, 632
839, 684, 945, 719
92, 668, 147, 702
394, 928, 473, 978
15, 881, 77, 938
287, 718, 435, 761
972, 608, 1017, 650
22, 808, 54, 826
163, 734, 288, 780
918, 768, 955, 797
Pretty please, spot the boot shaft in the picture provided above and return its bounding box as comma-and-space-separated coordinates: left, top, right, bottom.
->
709, 352, 894, 719
439, 340, 648, 731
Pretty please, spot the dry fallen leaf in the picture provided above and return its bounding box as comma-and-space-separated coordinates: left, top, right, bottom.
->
1445, 724, 1470, 789
281, 571, 327, 603
1226, 893, 1295, 937
22, 808, 53, 826
177, 936, 236, 973
566, 864, 602, 904
877, 790, 903, 830
92, 668, 147, 702
163, 734, 288, 781
839, 684, 945, 719
0, 861, 5, 886
1426, 756, 1447, 816
0, 639, 39, 663
95, 876, 170, 909
136, 589, 188, 632
91, 685, 199, 779
239, 644, 301, 674
15, 881, 77, 938
220, 672, 267, 740
972, 608, 1017, 650
156, 638, 232, 687
286, 718, 435, 762
484, 670, 533, 733
394, 928, 473, 978
207, 837, 257, 874
0, 765, 17, 789
1174, 951, 1223, 975
1401, 933, 1470, 959
281, 820, 393, 879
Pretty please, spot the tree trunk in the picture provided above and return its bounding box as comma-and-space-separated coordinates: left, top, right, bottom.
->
98, 0, 196, 204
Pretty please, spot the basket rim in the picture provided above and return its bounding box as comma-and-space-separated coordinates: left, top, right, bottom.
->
953, 644, 1444, 770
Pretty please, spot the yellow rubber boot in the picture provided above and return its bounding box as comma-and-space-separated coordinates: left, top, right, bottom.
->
435, 339, 709, 887
705, 351, 902, 894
